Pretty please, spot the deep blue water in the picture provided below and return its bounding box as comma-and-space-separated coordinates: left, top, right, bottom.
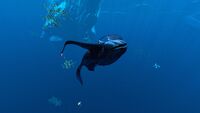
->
1, 0, 200, 113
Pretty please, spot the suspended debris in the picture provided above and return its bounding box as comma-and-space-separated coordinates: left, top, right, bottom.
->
48, 96, 62, 107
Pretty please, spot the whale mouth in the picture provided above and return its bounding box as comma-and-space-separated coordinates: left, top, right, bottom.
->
112, 43, 127, 50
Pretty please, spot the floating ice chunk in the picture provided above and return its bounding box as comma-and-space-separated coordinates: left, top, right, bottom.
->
48, 96, 62, 107
55, 0, 66, 11
43, 0, 102, 41
153, 63, 160, 69
43, 0, 67, 29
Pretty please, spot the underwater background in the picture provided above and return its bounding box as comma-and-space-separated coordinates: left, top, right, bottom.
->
0, 0, 200, 113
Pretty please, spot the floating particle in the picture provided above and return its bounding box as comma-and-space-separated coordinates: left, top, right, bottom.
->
48, 96, 62, 107
77, 101, 82, 107
153, 63, 160, 69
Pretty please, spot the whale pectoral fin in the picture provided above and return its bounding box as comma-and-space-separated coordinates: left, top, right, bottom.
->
61, 41, 99, 54
76, 64, 83, 86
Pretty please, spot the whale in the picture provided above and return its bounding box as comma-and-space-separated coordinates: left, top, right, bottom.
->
61, 34, 127, 85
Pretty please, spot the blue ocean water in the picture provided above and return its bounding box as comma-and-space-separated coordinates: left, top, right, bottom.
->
0, 0, 200, 113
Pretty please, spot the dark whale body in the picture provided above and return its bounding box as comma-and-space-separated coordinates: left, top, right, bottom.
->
61, 34, 127, 85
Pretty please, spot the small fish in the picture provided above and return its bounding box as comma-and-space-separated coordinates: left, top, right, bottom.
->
62, 59, 75, 69
153, 63, 160, 69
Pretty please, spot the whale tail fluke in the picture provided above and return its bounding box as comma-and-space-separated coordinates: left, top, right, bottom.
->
76, 65, 83, 86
